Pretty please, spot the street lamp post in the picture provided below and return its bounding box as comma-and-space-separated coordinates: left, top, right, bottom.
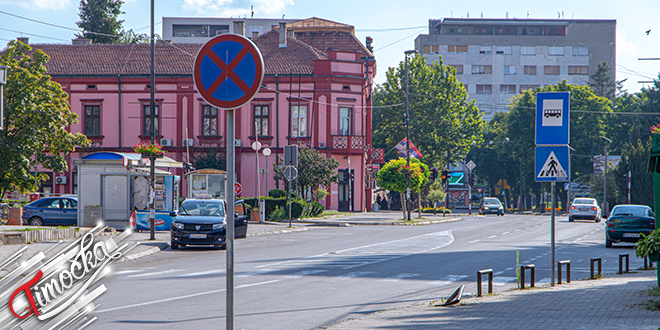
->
602, 136, 612, 217
404, 49, 417, 222
0, 65, 8, 130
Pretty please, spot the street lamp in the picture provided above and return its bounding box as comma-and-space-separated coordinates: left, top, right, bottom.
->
0, 65, 9, 130
601, 136, 612, 217
404, 49, 417, 222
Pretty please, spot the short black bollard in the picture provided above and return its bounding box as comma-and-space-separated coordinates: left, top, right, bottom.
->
644, 256, 649, 270
477, 269, 493, 297
520, 264, 535, 289
558, 260, 570, 284
590, 258, 602, 279
619, 254, 630, 274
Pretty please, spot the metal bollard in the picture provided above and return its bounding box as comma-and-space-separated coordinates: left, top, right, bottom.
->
644, 256, 649, 270
558, 260, 571, 284
619, 254, 629, 274
520, 264, 535, 289
477, 269, 493, 297
590, 258, 602, 279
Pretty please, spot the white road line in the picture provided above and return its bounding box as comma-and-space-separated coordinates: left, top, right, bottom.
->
127, 269, 184, 278
285, 269, 328, 279
112, 269, 147, 275
469, 240, 480, 244
332, 271, 374, 282
176, 269, 226, 278
488, 235, 497, 239
502, 232, 510, 235
494, 271, 504, 275
515, 229, 521, 232
428, 280, 452, 286
378, 273, 419, 282
95, 279, 282, 313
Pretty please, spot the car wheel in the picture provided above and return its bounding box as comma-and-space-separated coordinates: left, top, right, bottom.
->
605, 238, 612, 248
171, 242, 179, 250
595, 218, 600, 223
29, 217, 44, 226
568, 216, 574, 222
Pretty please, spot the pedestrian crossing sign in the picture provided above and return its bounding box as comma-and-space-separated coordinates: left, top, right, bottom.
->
535, 146, 570, 182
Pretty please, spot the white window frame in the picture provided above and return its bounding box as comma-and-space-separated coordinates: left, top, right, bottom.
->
291, 104, 307, 137
573, 46, 589, 56
339, 107, 351, 136
504, 65, 517, 75
479, 46, 492, 55
496, 46, 512, 55
549, 46, 565, 56
520, 46, 536, 55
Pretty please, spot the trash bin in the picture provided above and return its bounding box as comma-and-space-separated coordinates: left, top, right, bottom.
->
29, 193, 40, 202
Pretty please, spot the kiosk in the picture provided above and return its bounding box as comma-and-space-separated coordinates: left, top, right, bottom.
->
74, 152, 182, 230
186, 168, 227, 199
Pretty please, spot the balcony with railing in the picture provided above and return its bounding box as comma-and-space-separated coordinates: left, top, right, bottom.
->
332, 135, 365, 154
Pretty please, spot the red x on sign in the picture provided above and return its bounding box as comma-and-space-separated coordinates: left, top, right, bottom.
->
193, 34, 265, 110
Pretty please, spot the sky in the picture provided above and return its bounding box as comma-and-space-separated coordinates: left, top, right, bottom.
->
1, 0, 659, 94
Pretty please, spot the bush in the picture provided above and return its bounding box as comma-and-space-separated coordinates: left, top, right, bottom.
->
269, 189, 286, 198
636, 229, 660, 259
419, 207, 452, 214
270, 206, 287, 221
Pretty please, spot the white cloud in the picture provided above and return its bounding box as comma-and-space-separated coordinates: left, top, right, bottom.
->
616, 27, 638, 56
0, 0, 71, 9
182, 0, 293, 17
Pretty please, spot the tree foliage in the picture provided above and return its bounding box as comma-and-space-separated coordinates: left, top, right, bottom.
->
192, 145, 226, 171
76, 0, 124, 44
373, 54, 484, 168
0, 41, 90, 197
377, 158, 429, 215
272, 145, 339, 199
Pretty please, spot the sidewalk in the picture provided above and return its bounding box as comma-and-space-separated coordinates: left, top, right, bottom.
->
295, 210, 463, 226
326, 269, 660, 329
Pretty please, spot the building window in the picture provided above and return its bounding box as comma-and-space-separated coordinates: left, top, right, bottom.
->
496, 46, 512, 55
500, 85, 516, 94
476, 85, 492, 94
254, 105, 269, 136
524, 65, 537, 75
423, 45, 439, 54
472, 65, 492, 74
450, 64, 463, 74
544, 65, 560, 75
143, 104, 159, 136
201, 105, 218, 136
520, 46, 536, 55
568, 66, 589, 75
479, 103, 493, 114
573, 46, 589, 56
546, 26, 565, 36
339, 107, 351, 135
448, 45, 468, 54
84, 105, 100, 136
479, 46, 492, 54
474, 27, 489, 34
291, 104, 307, 137
504, 65, 517, 75
520, 85, 540, 93
549, 46, 565, 56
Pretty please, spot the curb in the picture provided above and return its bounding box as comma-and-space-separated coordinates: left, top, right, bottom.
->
118, 242, 170, 263
247, 226, 310, 237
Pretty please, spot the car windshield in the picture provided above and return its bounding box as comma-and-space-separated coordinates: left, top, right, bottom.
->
179, 201, 224, 216
573, 199, 595, 205
611, 206, 650, 217
484, 199, 500, 205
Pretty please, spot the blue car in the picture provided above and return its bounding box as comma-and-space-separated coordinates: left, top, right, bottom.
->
22, 196, 78, 226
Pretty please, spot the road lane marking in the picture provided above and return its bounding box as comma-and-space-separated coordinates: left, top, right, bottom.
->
127, 269, 184, 278
378, 273, 419, 282
488, 235, 497, 239
502, 232, 510, 235
469, 240, 480, 244
285, 269, 328, 279
176, 269, 226, 278
95, 279, 282, 313
332, 271, 374, 282
428, 280, 452, 286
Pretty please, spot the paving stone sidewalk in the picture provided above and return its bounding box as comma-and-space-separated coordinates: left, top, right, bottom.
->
326, 270, 660, 330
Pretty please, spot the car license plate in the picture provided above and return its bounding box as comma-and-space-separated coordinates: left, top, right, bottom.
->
623, 233, 640, 238
189, 233, 207, 239
579, 208, 591, 211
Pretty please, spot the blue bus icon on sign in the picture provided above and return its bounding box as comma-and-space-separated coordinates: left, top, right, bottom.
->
542, 99, 563, 126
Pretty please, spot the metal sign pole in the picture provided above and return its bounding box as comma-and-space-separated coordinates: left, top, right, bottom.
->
551, 181, 556, 287
226, 109, 235, 329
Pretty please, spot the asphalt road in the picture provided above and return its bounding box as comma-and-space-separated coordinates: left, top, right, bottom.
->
87, 214, 643, 330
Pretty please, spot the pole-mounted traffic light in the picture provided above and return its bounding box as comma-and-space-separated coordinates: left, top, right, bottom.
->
441, 169, 449, 184
431, 168, 438, 181
470, 173, 476, 186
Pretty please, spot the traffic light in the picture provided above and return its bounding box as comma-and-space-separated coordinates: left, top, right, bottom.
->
441, 169, 449, 184
470, 173, 477, 186
431, 168, 438, 181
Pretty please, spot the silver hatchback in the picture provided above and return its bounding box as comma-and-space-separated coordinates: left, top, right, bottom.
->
569, 198, 601, 222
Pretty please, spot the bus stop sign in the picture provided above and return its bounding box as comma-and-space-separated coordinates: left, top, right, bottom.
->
193, 34, 264, 110
535, 92, 570, 146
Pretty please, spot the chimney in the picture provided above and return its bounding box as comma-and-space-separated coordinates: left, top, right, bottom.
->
252, 31, 259, 40
279, 22, 287, 48
17, 37, 28, 44
233, 21, 245, 36
72, 38, 92, 45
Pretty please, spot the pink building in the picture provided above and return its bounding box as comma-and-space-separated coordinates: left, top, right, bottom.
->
31, 18, 383, 212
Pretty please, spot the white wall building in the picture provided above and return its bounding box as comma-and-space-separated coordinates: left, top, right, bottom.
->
162, 17, 298, 43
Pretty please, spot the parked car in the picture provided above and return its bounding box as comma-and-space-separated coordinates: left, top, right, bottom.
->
170, 198, 248, 250
569, 198, 601, 222
479, 197, 504, 216
22, 196, 78, 226
605, 204, 655, 248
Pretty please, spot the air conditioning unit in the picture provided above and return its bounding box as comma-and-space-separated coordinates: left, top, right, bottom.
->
182, 138, 194, 147
55, 176, 67, 185
234, 139, 242, 147
160, 138, 172, 147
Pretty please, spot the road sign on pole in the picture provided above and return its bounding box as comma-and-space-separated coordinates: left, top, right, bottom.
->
234, 182, 242, 195
284, 166, 298, 181
536, 92, 570, 146
284, 145, 298, 166
535, 146, 570, 182
193, 34, 265, 110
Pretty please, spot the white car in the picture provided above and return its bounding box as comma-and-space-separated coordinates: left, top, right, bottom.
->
569, 198, 601, 222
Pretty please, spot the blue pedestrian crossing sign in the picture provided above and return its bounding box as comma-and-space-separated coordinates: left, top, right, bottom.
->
535, 146, 570, 182
536, 92, 570, 146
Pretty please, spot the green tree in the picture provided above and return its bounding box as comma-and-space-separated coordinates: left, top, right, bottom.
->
192, 145, 226, 171
373, 54, 484, 168
118, 29, 151, 44
377, 158, 429, 218
76, 0, 124, 44
272, 145, 339, 200
588, 62, 618, 100
611, 138, 653, 207
0, 41, 90, 197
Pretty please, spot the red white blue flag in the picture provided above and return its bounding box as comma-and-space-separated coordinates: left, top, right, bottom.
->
394, 138, 423, 159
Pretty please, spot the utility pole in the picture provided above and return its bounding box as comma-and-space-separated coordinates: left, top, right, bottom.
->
404, 50, 417, 222
602, 136, 612, 217
149, 0, 156, 240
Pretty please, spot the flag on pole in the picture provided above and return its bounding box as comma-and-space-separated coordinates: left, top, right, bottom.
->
394, 138, 423, 159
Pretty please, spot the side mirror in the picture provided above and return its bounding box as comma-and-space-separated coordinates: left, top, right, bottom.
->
169, 212, 177, 217
234, 212, 239, 218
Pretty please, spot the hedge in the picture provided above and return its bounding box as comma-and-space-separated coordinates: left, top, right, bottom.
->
241, 197, 324, 220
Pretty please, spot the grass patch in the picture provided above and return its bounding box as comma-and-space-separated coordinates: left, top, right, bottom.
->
8, 226, 70, 232
318, 210, 348, 217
